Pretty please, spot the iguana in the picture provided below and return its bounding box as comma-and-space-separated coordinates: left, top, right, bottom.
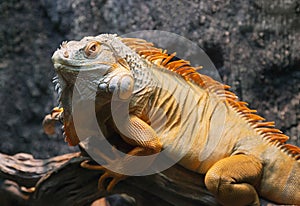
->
43, 34, 300, 206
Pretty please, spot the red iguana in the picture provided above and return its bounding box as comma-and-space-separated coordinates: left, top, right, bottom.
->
43, 34, 300, 206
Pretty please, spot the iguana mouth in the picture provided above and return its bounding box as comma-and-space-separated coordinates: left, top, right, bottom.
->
53, 62, 112, 72
52, 49, 113, 73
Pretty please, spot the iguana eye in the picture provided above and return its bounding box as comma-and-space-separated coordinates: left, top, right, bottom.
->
84, 41, 101, 58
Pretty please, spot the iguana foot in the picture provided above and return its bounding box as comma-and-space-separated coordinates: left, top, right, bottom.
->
205, 154, 262, 206
81, 161, 126, 192
42, 107, 63, 135
80, 147, 127, 192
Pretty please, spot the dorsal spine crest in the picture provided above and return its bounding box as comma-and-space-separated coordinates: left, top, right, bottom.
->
121, 37, 300, 160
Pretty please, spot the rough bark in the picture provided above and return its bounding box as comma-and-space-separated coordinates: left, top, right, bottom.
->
0, 151, 218, 206
0, 151, 281, 206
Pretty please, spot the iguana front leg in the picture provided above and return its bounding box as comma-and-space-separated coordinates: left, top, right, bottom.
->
204, 154, 263, 206
81, 147, 127, 192
81, 114, 162, 192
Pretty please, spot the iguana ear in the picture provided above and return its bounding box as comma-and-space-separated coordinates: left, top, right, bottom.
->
118, 74, 134, 100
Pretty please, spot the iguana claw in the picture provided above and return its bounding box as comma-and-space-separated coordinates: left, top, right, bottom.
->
80, 147, 127, 192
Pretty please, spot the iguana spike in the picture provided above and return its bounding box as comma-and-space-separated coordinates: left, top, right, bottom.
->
255, 121, 275, 128
166, 61, 190, 71
148, 54, 165, 62
264, 134, 289, 143
139, 49, 161, 56
194, 66, 203, 71
284, 144, 300, 155
244, 114, 265, 121
161, 52, 177, 66
259, 128, 282, 134
238, 101, 248, 106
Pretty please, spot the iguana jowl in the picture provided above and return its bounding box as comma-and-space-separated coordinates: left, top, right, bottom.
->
45, 34, 300, 206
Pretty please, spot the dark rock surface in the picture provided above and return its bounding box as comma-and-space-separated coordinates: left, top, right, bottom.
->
0, 0, 299, 158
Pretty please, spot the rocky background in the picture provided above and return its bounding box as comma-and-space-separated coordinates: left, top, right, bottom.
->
0, 0, 299, 159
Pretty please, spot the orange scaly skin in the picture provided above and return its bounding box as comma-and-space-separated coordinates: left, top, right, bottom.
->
44, 34, 300, 206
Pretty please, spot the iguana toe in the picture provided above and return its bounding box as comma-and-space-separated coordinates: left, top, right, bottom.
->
81, 160, 126, 192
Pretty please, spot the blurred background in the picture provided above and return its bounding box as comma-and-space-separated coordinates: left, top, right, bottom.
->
0, 0, 299, 158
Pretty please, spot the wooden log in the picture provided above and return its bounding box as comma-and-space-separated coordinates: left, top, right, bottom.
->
0, 151, 281, 206
0, 152, 80, 188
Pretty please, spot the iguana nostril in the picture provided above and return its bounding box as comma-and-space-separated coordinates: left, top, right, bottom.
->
63, 50, 69, 58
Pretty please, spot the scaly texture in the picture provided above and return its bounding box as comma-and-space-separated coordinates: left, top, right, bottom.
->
45, 34, 300, 206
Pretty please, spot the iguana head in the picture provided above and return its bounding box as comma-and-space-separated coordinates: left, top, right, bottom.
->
51, 34, 135, 146
52, 34, 123, 83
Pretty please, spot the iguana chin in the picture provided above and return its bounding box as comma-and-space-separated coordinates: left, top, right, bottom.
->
44, 33, 300, 206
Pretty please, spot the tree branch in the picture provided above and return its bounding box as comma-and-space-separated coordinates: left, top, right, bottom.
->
0, 151, 280, 206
